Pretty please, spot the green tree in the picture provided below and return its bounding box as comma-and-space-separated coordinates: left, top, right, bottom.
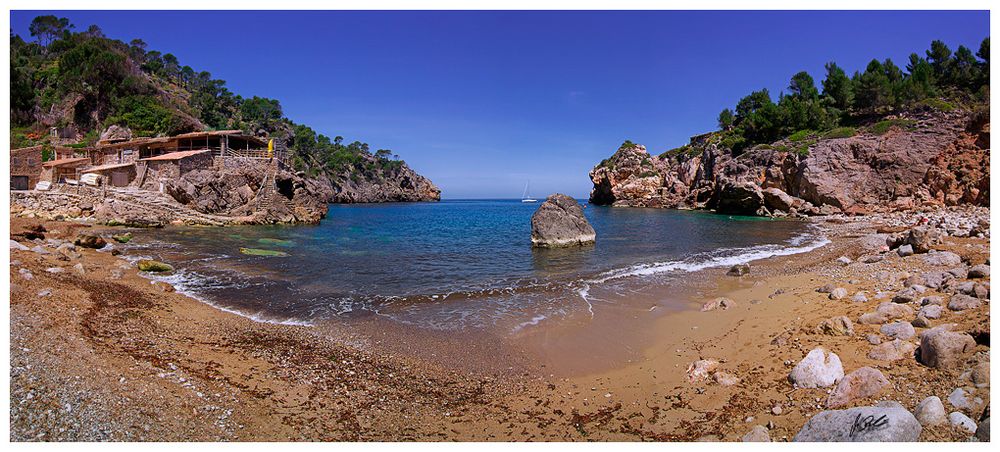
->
821, 62, 853, 112
29, 15, 72, 48
853, 59, 893, 114
788, 71, 819, 99
926, 40, 953, 81
717, 108, 734, 130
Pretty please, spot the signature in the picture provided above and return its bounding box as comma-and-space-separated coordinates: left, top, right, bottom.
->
849, 413, 889, 438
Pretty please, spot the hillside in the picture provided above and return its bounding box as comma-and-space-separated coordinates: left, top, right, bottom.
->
590, 38, 990, 216
10, 15, 440, 203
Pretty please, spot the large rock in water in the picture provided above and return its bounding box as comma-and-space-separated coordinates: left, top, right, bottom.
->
530, 194, 596, 248
793, 405, 922, 441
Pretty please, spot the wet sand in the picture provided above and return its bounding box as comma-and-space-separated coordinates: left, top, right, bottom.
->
9, 213, 989, 441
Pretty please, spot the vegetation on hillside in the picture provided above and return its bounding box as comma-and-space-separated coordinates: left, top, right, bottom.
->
10, 15, 407, 179
715, 38, 990, 153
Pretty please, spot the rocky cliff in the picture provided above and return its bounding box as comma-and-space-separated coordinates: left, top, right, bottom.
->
589, 108, 989, 216
324, 154, 441, 203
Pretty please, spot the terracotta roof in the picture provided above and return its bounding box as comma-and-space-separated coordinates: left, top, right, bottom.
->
140, 149, 211, 161
81, 162, 136, 173
41, 157, 91, 168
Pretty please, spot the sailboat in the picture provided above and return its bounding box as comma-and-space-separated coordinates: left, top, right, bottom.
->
521, 181, 537, 203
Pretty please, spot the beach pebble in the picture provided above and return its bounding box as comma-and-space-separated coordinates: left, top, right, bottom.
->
836, 256, 852, 265
771, 405, 783, 415
921, 271, 950, 288
31, 245, 50, 255
816, 316, 854, 336
686, 359, 719, 382
892, 288, 918, 304
970, 361, 990, 387
18, 268, 33, 280
912, 315, 932, 328
897, 244, 914, 257
37, 289, 51, 297
880, 322, 916, 340
949, 412, 978, 434
45, 267, 64, 274
700, 297, 735, 312
789, 347, 843, 389
921, 296, 944, 306
741, 425, 770, 442
826, 367, 889, 408
948, 294, 981, 311
976, 416, 990, 441
851, 292, 868, 303
10, 240, 30, 251
866, 334, 882, 345
793, 405, 921, 441
914, 396, 947, 426
828, 288, 848, 300
816, 284, 835, 293
947, 266, 970, 279
948, 388, 975, 410
919, 327, 976, 369
877, 302, 914, 319
967, 264, 990, 278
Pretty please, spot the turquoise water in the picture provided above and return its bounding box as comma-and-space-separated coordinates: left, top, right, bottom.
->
129, 200, 827, 330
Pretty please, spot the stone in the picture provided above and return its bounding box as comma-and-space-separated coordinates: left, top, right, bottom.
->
948, 388, 974, 410
686, 359, 719, 383
817, 316, 854, 336
31, 245, 50, 255
18, 268, 33, 280
817, 284, 835, 293
948, 294, 981, 311
829, 288, 848, 300
9, 240, 29, 251
918, 304, 943, 319
56, 243, 81, 260
876, 302, 914, 320
919, 327, 976, 369
713, 371, 740, 386
970, 361, 989, 388
37, 289, 52, 297
968, 264, 990, 279
914, 396, 946, 426
530, 194, 596, 248
837, 256, 853, 265
866, 334, 882, 345
868, 339, 917, 361
976, 416, 990, 441
923, 251, 962, 267
892, 288, 918, 304
860, 254, 884, 264
851, 292, 869, 303
45, 267, 63, 274
137, 259, 174, 273
826, 367, 890, 408
741, 425, 770, 442
922, 271, 950, 289
881, 322, 916, 340
858, 312, 887, 325
727, 263, 750, 276
905, 226, 943, 253
701, 297, 735, 312
74, 234, 107, 249
921, 296, 944, 306
793, 405, 921, 441
947, 266, 969, 279
789, 347, 844, 389
72, 263, 85, 275
949, 412, 977, 434
772, 405, 783, 416
912, 315, 932, 328
897, 244, 914, 257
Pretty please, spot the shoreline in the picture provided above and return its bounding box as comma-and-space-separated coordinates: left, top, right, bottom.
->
9, 207, 990, 440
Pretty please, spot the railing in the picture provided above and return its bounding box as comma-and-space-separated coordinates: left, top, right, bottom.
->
212, 147, 287, 164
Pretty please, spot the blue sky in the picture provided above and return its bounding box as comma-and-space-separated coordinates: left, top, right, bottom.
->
11, 10, 990, 198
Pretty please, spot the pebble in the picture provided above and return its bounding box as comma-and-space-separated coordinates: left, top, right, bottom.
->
949, 412, 978, 434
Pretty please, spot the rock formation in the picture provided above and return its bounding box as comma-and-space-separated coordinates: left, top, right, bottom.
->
530, 194, 596, 248
589, 108, 989, 216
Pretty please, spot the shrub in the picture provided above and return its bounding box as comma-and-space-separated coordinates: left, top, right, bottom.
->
788, 129, 815, 142
918, 98, 956, 112
821, 127, 857, 139
870, 119, 916, 135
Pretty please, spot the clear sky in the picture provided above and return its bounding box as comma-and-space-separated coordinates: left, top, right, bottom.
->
10, 10, 990, 198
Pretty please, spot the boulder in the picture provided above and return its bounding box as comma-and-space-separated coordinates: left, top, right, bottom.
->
948, 294, 982, 311
967, 264, 990, 279
858, 312, 887, 325
921, 296, 944, 306
976, 416, 990, 441
904, 226, 943, 253
897, 244, 914, 257
793, 405, 921, 441
137, 259, 174, 273
727, 263, 750, 276
948, 388, 976, 410
892, 288, 918, 304
100, 124, 133, 142
923, 251, 963, 267
914, 396, 947, 426
530, 194, 596, 248
868, 339, 917, 361
762, 187, 802, 212
851, 292, 869, 303
918, 305, 943, 319
10, 240, 29, 251
919, 327, 976, 369
880, 322, 916, 340
817, 284, 835, 293
829, 288, 848, 300
826, 367, 890, 408
817, 316, 854, 336
876, 302, 914, 320
716, 180, 764, 215
789, 347, 844, 389
74, 234, 107, 249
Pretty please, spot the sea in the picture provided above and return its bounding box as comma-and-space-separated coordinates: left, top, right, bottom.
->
126, 199, 829, 333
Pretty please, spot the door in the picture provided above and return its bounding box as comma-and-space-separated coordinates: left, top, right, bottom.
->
111, 171, 129, 187
11, 176, 29, 190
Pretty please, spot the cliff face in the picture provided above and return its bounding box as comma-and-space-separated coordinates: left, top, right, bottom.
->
589, 108, 989, 216
325, 154, 441, 203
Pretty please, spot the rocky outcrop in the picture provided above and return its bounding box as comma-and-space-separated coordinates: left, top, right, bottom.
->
530, 194, 596, 248
325, 156, 441, 203
589, 108, 989, 216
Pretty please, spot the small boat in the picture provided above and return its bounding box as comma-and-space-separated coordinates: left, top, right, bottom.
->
521, 181, 537, 203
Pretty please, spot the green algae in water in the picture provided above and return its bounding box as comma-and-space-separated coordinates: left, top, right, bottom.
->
240, 247, 289, 257
257, 238, 295, 247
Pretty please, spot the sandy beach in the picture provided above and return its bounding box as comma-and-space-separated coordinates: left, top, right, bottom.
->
9, 209, 990, 441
